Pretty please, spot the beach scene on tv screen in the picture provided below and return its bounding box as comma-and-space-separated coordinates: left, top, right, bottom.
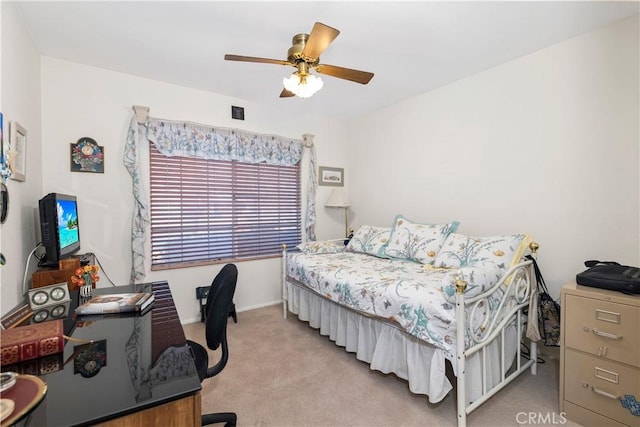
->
57, 200, 79, 249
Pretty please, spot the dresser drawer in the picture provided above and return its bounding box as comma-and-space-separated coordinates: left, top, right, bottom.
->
563, 401, 629, 427
564, 294, 640, 367
564, 349, 640, 427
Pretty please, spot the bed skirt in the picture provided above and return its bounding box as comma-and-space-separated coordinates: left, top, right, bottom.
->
287, 281, 519, 404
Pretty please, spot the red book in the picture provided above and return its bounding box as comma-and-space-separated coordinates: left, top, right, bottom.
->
0, 319, 64, 365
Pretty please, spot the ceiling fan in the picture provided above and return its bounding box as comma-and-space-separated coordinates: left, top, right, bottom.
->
224, 22, 374, 98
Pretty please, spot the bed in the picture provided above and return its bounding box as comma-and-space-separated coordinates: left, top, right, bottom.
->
281, 217, 540, 427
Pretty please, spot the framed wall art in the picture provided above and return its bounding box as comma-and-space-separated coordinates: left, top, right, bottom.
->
0, 112, 11, 183
9, 121, 27, 181
71, 137, 104, 173
318, 166, 344, 187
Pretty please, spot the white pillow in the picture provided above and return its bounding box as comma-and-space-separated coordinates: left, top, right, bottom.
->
383, 215, 460, 264
346, 225, 391, 257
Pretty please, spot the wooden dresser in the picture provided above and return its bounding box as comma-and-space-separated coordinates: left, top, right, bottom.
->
559, 282, 640, 427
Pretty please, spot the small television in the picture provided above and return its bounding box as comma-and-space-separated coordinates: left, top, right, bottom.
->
39, 193, 81, 267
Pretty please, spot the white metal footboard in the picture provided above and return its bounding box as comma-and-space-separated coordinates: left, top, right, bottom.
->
454, 259, 537, 426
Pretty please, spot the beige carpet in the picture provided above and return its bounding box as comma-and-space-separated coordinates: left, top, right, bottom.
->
183, 304, 579, 427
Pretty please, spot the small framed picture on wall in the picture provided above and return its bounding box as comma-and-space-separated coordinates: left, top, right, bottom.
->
9, 121, 27, 182
318, 166, 344, 187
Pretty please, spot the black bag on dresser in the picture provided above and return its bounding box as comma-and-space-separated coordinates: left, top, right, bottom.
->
576, 260, 640, 295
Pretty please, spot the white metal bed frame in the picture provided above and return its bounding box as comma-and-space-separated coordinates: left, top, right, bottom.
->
281, 245, 538, 427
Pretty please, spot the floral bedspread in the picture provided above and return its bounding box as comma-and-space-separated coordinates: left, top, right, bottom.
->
286, 251, 508, 359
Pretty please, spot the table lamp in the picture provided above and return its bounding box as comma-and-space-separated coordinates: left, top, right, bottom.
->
325, 188, 350, 237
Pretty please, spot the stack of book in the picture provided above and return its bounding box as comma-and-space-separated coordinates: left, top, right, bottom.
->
75, 292, 154, 315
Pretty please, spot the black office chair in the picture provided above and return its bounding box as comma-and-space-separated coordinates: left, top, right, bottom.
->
187, 263, 238, 427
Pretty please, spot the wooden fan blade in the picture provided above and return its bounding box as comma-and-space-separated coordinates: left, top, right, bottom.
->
280, 88, 295, 98
225, 54, 291, 66
301, 22, 340, 60
314, 64, 374, 85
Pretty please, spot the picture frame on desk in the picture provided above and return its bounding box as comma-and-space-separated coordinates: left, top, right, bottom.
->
1, 302, 32, 329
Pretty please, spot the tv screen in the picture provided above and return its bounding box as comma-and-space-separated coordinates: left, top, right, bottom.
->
57, 198, 79, 251
39, 193, 81, 267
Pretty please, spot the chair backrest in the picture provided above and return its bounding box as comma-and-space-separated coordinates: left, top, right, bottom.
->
204, 263, 238, 351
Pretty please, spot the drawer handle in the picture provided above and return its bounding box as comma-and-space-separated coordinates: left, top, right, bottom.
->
591, 386, 620, 400
592, 328, 622, 340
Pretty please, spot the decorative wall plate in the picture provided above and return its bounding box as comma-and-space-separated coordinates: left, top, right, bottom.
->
70, 137, 104, 173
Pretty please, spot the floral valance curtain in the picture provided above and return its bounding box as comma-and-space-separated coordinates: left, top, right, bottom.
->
124, 115, 317, 283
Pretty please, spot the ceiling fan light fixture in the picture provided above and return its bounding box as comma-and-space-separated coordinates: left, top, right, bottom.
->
225, 22, 373, 98
283, 72, 323, 98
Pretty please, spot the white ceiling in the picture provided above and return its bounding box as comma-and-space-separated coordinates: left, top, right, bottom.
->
15, 1, 639, 120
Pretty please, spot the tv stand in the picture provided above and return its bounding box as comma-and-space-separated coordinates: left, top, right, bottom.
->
31, 253, 94, 291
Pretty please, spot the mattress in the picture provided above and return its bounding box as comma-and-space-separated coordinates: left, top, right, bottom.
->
286, 251, 509, 360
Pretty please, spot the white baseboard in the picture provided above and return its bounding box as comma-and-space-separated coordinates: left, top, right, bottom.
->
181, 299, 282, 325
239, 299, 282, 312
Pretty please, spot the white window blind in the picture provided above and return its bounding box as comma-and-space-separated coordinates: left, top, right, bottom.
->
149, 142, 301, 269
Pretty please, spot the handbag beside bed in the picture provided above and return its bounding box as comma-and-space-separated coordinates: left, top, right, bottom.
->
525, 255, 561, 347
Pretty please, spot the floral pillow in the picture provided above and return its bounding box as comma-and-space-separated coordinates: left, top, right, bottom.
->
346, 225, 391, 258
433, 232, 532, 270
383, 215, 460, 264
296, 239, 346, 255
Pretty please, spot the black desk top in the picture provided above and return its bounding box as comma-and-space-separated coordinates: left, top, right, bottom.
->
6, 281, 201, 426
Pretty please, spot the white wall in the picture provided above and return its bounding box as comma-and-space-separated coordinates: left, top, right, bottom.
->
3, 9, 637, 321
0, 2, 43, 314
39, 57, 348, 323
347, 16, 639, 300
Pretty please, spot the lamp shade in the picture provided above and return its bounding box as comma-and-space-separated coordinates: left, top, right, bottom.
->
325, 188, 350, 208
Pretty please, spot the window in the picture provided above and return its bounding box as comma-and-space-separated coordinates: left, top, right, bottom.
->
149, 143, 301, 269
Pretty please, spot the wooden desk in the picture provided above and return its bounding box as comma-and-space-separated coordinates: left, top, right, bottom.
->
3, 281, 201, 426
